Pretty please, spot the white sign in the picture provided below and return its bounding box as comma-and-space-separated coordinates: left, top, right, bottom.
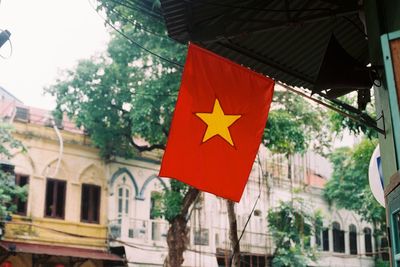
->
368, 145, 385, 207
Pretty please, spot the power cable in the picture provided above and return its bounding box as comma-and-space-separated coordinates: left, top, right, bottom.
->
230, 154, 262, 264
93, 0, 381, 135
106, 6, 170, 40
88, 0, 184, 68
106, 0, 164, 21
3, 219, 275, 258
89, 5, 379, 133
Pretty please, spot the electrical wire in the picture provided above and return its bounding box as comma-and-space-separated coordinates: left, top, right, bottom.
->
106, 0, 164, 22
90, 0, 380, 136
88, 4, 380, 133
2, 219, 274, 261
106, 7, 173, 41
92, 0, 384, 137
5, 219, 382, 260
103, 0, 165, 30
88, 0, 184, 68
230, 155, 262, 264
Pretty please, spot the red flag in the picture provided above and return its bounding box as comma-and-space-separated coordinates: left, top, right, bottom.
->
159, 44, 274, 202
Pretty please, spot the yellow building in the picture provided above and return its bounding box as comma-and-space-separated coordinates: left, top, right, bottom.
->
0, 101, 125, 267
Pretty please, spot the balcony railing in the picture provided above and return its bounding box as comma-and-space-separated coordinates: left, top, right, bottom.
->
108, 218, 168, 244
108, 219, 274, 254
213, 227, 274, 255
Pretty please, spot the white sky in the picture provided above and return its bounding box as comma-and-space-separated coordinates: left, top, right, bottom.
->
0, 0, 109, 109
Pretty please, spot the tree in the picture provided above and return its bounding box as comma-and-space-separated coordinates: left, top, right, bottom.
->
329, 95, 378, 138
263, 90, 332, 185
47, 3, 332, 266
267, 199, 322, 267
324, 138, 387, 261
0, 123, 27, 219
264, 90, 332, 157
45, 1, 200, 266
262, 91, 331, 265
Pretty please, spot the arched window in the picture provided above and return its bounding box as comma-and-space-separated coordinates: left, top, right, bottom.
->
117, 186, 130, 218
349, 224, 358, 255
150, 191, 162, 219
364, 227, 373, 256
333, 221, 345, 253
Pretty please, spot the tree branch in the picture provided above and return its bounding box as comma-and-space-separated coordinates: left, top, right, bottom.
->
181, 187, 200, 215
162, 126, 169, 138
128, 137, 166, 152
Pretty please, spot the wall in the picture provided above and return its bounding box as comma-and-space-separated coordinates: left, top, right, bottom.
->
3, 119, 108, 250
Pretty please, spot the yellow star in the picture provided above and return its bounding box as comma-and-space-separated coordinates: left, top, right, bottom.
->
195, 99, 241, 146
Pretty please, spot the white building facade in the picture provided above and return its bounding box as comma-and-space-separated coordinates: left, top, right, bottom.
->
106, 148, 377, 267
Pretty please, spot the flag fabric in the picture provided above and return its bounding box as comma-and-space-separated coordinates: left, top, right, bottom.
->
159, 43, 275, 202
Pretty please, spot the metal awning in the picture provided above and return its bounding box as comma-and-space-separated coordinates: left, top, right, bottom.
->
161, 0, 369, 91
0, 241, 125, 262
158, 0, 381, 131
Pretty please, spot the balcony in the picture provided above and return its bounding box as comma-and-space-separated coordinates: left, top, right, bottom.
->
213, 227, 274, 255
3, 215, 108, 248
108, 218, 168, 245
108, 220, 274, 255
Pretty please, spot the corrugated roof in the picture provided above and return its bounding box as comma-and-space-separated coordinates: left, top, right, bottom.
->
161, 0, 369, 91
0, 100, 84, 134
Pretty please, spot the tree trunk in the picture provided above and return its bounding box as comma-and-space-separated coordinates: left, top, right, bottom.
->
287, 154, 293, 201
164, 188, 200, 267
372, 221, 380, 261
227, 200, 240, 267
287, 154, 292, 180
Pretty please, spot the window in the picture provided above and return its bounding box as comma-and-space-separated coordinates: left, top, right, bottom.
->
150, 191, 162, 219
117, 186, 130, 217
349, 224, 358, 255
81, 184, 101, 224
216, 255, 266, 267
14, 174, 29, 215
194, 228, 209, 246
322, 228, 329, 251
332, 222, 345, 253
394, 210, 400, 254
14, 107, 29, 122
45, 178, 66, 219
364, 227, 373, 256
241, 255, 266, 267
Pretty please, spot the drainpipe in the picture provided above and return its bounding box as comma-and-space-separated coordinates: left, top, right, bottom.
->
52, 119, 63, 177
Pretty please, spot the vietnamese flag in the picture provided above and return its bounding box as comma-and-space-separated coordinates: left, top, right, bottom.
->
159, 43, 274, 202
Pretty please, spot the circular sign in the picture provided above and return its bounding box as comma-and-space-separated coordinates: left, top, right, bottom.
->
368, 144, 385, 207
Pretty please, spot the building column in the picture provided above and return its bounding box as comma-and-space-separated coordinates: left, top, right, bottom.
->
310, 234, 316, 248
359, 232, 365, 257
345, 230, 350, 254
371, 229, 375, 255
329, 227, 334, 252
